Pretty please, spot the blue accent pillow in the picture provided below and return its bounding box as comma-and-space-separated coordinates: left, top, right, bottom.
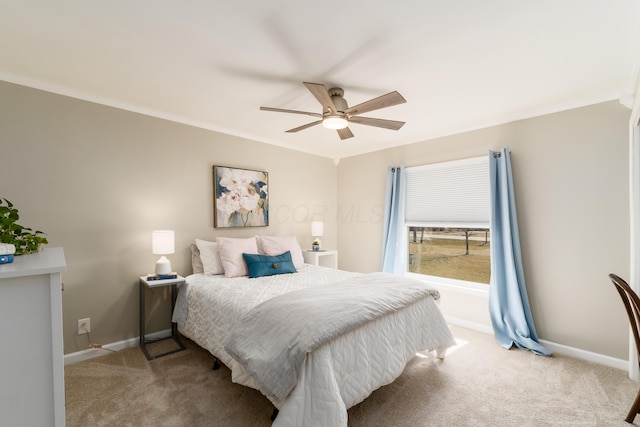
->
243, 251, 297, 278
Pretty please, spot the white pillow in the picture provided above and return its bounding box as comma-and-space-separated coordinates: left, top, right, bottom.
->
195, 239, 224, 276
258, 235, 304, 269
216, 237, 259, 277
190, 244, 204, 274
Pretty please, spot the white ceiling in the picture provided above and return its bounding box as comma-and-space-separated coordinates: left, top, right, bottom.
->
1, 1, 639, 160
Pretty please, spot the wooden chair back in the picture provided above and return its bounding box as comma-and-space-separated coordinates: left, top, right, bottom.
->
609, 273, 640, 423
609, 274, 640, 365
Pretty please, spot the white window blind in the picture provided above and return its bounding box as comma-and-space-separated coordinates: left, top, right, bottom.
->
405, 156, 490, 228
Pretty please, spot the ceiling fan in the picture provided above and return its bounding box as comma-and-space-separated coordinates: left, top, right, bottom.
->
260, 82, 406, 140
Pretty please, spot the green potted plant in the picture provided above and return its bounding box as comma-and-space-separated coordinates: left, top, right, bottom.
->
0, 198, 48, 255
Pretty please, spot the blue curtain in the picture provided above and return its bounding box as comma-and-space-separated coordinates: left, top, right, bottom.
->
381, 165, 407, 274
489, 148, 551, 356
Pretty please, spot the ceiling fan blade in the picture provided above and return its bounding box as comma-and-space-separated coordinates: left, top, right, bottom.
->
260, 106, 322, 118
337, 127, 354, 140
303, 82, 338, 114
344, 91, 406, 116
286, 120, 322, 133
348, 116, 405, 131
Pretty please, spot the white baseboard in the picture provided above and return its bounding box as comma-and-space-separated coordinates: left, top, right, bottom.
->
445, 316, 629, 372
540, 339, 628, 371
445, 315, 494, 335
64, 329, 171, 365
65, 321, 630, 373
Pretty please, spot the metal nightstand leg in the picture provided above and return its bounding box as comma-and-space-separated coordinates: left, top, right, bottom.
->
139, 281, 185, 360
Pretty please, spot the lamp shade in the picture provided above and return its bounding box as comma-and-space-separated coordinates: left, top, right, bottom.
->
152, 230, 174, 255
311, 221, 324, 237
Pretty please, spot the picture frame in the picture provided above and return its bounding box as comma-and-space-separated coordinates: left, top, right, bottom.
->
213, 165, 269, 228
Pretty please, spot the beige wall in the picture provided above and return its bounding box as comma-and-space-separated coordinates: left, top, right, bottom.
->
0, 79, 633, 361
0, 81, 338, 354
337, 101, 632, 359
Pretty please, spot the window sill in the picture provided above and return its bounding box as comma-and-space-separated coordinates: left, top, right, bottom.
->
405, 272, 490, 298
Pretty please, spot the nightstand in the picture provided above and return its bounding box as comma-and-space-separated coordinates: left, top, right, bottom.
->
303, 249, 338, 269
139, 275, 186, 360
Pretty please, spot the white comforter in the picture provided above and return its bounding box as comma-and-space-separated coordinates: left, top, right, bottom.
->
174, 265, 455, 426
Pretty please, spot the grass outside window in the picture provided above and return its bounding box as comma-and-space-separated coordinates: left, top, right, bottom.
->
408, 228, 490, 285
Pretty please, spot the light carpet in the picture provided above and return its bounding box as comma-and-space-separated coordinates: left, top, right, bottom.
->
65, 326, 640, 426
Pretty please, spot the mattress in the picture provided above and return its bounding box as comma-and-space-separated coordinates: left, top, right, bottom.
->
174, 264, 455, 426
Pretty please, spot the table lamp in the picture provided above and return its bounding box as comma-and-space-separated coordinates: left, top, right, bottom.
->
311, 221, 324, 251
152, 230, 174, 275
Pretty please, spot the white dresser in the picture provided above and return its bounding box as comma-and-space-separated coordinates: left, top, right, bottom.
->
0, 247, 66, 427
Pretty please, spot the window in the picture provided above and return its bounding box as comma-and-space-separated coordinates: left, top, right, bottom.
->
405, 156, 490, 285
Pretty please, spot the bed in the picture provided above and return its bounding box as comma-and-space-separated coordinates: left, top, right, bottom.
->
173, 236, 455, 426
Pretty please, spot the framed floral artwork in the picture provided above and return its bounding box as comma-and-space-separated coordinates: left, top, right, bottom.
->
213, 166, 269, 228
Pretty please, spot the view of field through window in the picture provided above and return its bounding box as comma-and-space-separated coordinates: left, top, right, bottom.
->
407, 227, 491, 284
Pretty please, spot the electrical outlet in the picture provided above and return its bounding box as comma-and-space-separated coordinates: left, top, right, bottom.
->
77, 318, 90, 335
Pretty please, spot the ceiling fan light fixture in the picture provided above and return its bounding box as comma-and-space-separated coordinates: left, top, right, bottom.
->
323, 115, 348, 129
260, 82, 406, 140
